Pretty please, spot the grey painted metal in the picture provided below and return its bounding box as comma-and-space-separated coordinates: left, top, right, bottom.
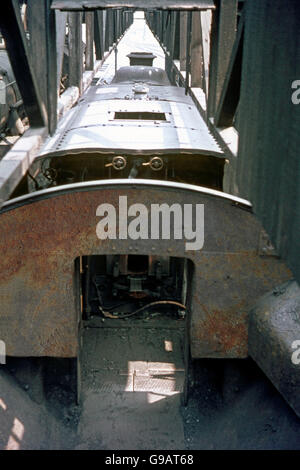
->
38, 80, 222, 157
27, 0, 58, 135
45, 0, 58, 135
94, 10, 105, 59
191, 11, 203, 88
85, 12, 95, 70
236, 0, 300, 284
207, 0, 238, 118
249, 280, 300, 418
185, 11, 192, 94
179, 11, 187, 70
55, 10, 68, 91
200, 10, 212, 98
213, 0, 237, 115
0, 0, 47, 128
51, 0, 216, 11
26, 0, 48, 122
68, 12, 83, 93
214, 12, 244, 127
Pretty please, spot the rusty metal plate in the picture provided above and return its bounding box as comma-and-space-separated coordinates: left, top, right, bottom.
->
0, 181, 292, 358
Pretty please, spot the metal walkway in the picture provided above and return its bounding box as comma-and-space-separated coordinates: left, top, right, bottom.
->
79, 318, 186, 449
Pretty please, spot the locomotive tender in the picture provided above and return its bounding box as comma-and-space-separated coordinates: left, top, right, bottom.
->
0, 61, 292, 391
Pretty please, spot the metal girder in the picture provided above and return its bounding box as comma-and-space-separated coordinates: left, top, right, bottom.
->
0, 0, 47, 128
185, 11, 192, 93
55, 10, 68, 91
68, 12, 83, 94
45, 0, 58, 135
214, 13, 244, 127
179, 11, 188, 70
190, 11, 203, 88
207, 0, 238, 117
85, 12, 95, 70
94, 10, 105, 59
51, 1, 216, 11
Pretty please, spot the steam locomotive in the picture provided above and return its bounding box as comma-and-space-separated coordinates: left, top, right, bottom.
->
0, 59, 291, 389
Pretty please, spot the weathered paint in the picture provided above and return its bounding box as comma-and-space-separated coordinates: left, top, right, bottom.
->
0, 181, 292, 358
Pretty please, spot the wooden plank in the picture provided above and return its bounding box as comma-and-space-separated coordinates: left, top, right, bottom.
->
214, 14, 244, 127
0, 0, 46, 128
51, 0, 216, 11
85, 11, 95, 70
68, 12, 83, 94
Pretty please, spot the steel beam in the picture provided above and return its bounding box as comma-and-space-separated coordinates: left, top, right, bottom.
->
208, 0, 238, 117
191, 11, 203, 88
94, 10, 104, 59
51, 1, 216, 11
179, 11, 187, 70
68, 12, 83, 94
0, 0, 47, 128
214, 15, 244, 127
85, 11, 95, 70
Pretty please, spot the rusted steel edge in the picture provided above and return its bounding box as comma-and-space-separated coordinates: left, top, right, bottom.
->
1, 178, 252, 212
